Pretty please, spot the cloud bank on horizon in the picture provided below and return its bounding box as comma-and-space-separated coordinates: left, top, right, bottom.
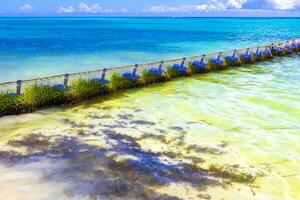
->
1, 0, 300, 16
148, 0, 299, 13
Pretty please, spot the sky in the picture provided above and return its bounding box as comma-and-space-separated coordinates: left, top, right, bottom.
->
0, 0, 300, 17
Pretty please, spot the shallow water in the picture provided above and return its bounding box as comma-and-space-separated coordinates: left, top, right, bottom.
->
0, 56, 299, 200
1, 17, 300, 82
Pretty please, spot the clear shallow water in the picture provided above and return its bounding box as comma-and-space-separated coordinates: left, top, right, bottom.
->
1, 17, 300, 82
0, 56, 299, 199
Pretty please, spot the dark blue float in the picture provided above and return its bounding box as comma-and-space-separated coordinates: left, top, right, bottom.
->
255, 52, 264, 58
264, 49, 272, 55
225, 56, 239, 62
92, 78, 109, 85
209, 58, 224, 65
122, 72, 140, 81
191, 61, 206, 70
272, 47, 285, 56
148, 68, 165, 76
53, 84, 64, 90
240, 54, 252, 60
172, 64, 187, 75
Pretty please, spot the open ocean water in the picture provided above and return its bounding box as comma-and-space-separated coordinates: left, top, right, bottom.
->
0, 17, 300, 82
0, 18, 299, 200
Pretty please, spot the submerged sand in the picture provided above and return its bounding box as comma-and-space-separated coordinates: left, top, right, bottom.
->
0, 56, 299, 200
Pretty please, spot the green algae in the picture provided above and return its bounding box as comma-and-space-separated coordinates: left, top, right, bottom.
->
240, 55, 255, 64
24, 85, 65, 107
142, 69, 170, 84
208, 60, 227, 70
0, 85, 65, 116
167, 67, 192, 78
0, 94, 26, 116
208, 164, 257, 184
185, 144, 224, 155
189, 62, 211, 73
225, 57, 242, 67
66, 79, 108, 103
109, 73, 139, 91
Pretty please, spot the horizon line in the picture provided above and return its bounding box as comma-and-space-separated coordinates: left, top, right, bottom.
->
1, 16, 300, 18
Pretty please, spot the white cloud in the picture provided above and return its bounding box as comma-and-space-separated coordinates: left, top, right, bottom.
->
56, 2, 128, 14
196, 0, 227, 10
120, 8, 129, 13
147, 0, 300, 14
57, 6, 76, 14
227, 0, 247, 9
148, 6, 168, 13
268, 0, 297, 10
148, 5, 199, 13
147, 1, 234, 13
76, 2, 130, 14
19, 4, 34, 12
195, 0, 247, 11
78, 2, 103, 13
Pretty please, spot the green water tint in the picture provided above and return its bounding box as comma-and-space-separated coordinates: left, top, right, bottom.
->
0, 57, 299, 200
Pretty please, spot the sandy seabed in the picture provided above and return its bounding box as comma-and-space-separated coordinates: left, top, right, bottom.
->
0, 57, 299, 200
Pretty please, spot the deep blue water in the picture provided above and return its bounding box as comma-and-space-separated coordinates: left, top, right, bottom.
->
0, 17, 299, 82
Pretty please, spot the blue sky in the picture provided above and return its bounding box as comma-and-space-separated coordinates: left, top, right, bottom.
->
1, 0, 300, 16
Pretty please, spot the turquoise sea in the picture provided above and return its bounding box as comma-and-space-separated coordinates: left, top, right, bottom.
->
0, 17, 300, 82
0, 18, 300, 200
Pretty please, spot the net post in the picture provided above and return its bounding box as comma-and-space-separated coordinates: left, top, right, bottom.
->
233, 50, 237, 57
63, 74, 69, 87
217, 52, 222, 60
246, 48, 250, 55
181, 58, 186, 66
132, 64, 138, 75
158, 61, 164, 70
16, 80, 22, 95
200, 55, 205, 63
101, 68, 107, 80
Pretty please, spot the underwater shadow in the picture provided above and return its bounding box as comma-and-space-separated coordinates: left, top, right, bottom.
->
0, 131, 220, 200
